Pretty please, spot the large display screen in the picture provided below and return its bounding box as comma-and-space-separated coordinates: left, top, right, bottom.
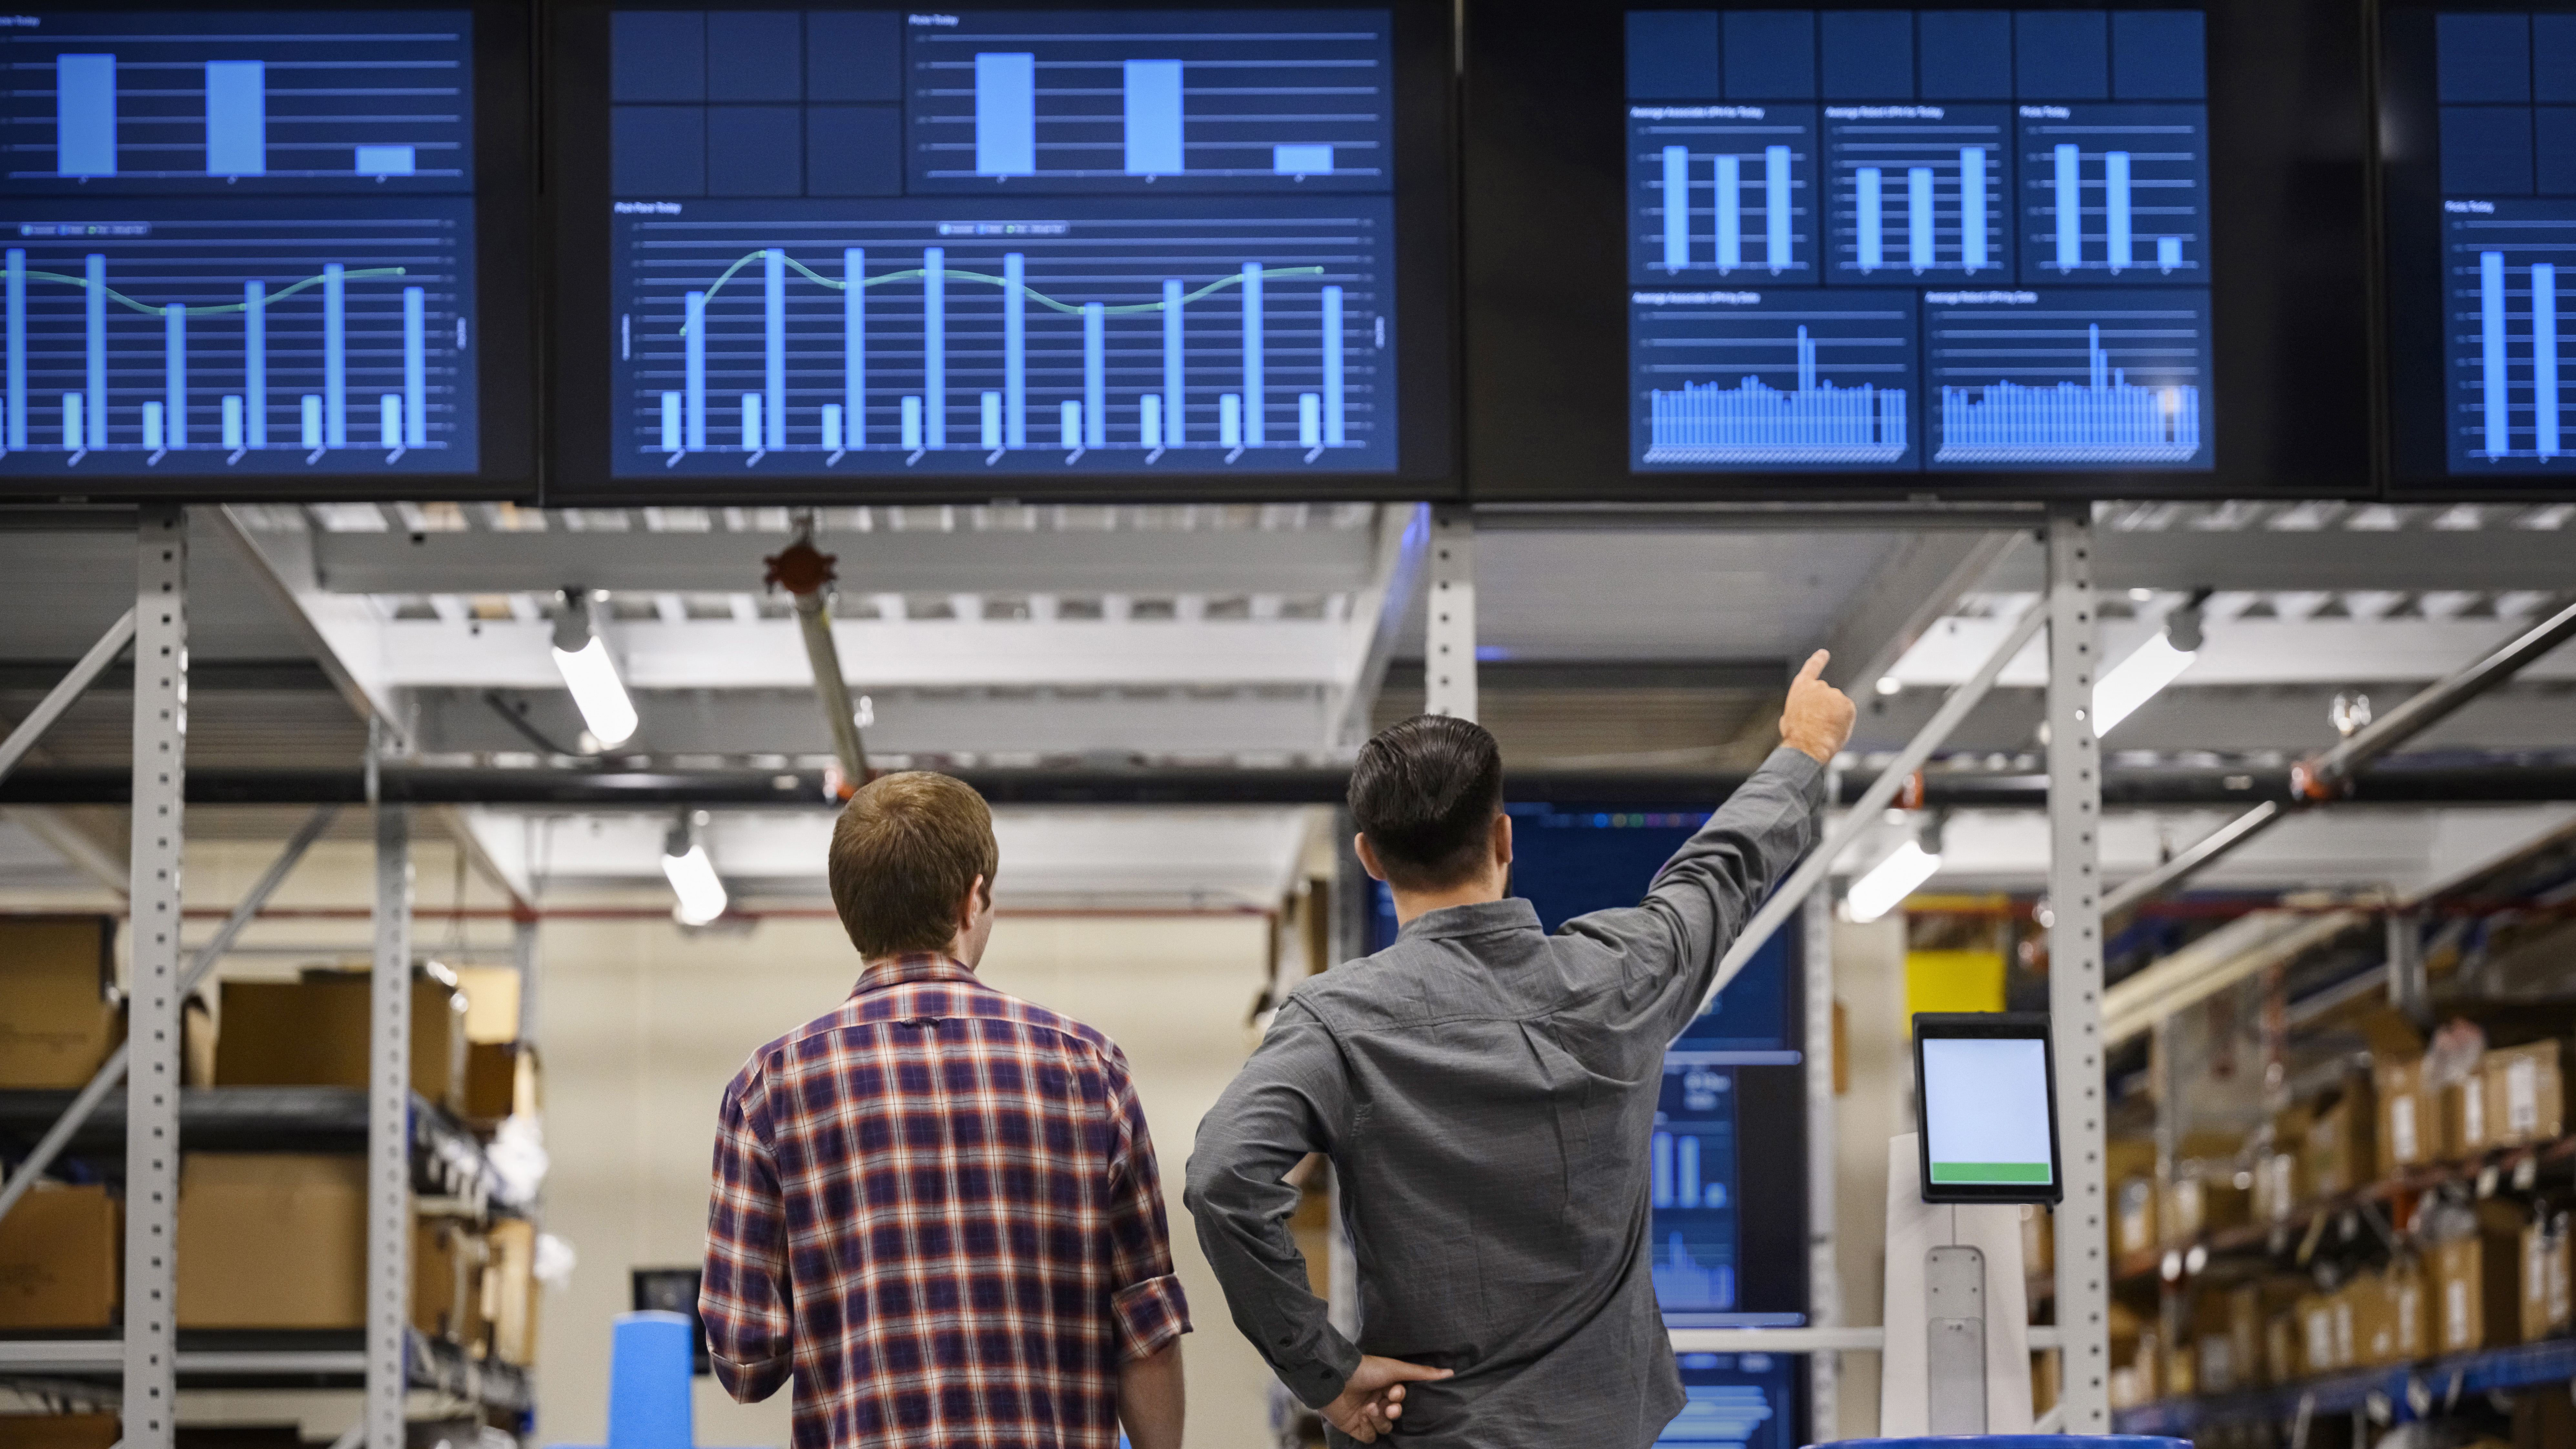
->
0, 12, 487, 484
1654, 1352, 1797, 1449
554, 2, 1452, 497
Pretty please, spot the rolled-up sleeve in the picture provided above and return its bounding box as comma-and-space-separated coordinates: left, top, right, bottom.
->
700, 1061, 794, 1402
1103, 1047, 1193, 1361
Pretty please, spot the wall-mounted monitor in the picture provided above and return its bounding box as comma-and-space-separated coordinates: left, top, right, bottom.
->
2379, 3, 2576, 498
1462, 0, 2372, 501
541, 1, 1458, 503
0, 5, 535, 500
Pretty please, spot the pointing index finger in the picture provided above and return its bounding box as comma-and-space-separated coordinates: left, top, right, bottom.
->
1794, 649, 1831, 686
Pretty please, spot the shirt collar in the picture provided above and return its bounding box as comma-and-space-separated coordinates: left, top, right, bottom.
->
852, 952, 980, 997
1395, 897, 1543, 942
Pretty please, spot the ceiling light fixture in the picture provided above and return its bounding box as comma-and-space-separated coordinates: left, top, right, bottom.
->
1846, 816, 1945, 924
662, 813, 728, 926
2092, 594, 2207, 737
550, 589, 638, 748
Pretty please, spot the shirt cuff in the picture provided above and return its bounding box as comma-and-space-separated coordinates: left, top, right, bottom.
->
1761, 745, 1829, 802
1285, 1328, 1366, 1411
1110, 1273, 1193, 1361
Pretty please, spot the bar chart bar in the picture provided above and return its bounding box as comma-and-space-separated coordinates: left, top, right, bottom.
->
1219, 392, 1241, 446
1717, 156, 1743, 268
981, 390, 1002, 449
301, 395, 321, 449
143, 402, 163, 450
2539, 262, 2561, 457
62, 393, 81, 450
974, 54, 1037, 176
84, 255, 105, 449
1678, 1135, 1701, 1207
740, 393, 760, 450
843, 249, 864, 448
1004, 252, 1027, 447
323, 262, 346, 447
402, 285, 426, 448
1140, 393, 1161, 447
1058, 398, 1079, 449
821, 402, 842, 449
924, 247, 946, 447
1858, 168, 1883, 269
1907, 167, 1933, 270
1664, 147, 1691, 270
1299, 393, 1320, 446
165, 303, 185, 449
763, 249, 785, 450
378, 393, 399, 447
2157, 237, 2181, 271
1082, 302, 1105, 447
660, 393, 681, 451
5, 250, 23, 452
1161, 278, 1184, 446
2105, 151, 2132, 272
1653, 1132, 1673, 1206
1124, 60, 1184, 175
2483, 250, 2508, 457
1962, 148, 1988, 269
684, 290, 707, 450
1241, 263, 1264, 445
1273, 144, 1333, 174
355, 145, 415, 175
1323, 284, 1345, 445
222, 396, 243, 449
901, 395, 922, 448
245, 281, 267, 449
57, 55, 118, 177
1764, 146, 1791, 268
205, 60, 266, 176
2054, 144, 2081, 269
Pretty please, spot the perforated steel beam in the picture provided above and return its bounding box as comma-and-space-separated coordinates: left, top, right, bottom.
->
122, 509, 187, 1449
368, 801, 413, 1449
1424, 507, 1477, 721
2045, 510, 2111, 1432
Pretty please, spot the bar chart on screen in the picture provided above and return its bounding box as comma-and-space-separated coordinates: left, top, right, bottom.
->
905, 10, 1392, 192
1630, 290, 1917, 468
1651, 1062, 1741, 1315
2016, 103, 2209, 284
611, 200, 1392, 477
1924, 288, 2212, 468
1823, 106, 2011, 283
0, 206, 474, 476
1629, 108, 1819, 283
1, 11, 473, 194
2443, 204, 2576, 472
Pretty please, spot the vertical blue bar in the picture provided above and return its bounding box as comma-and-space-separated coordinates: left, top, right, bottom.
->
901, 396, 922, 448
741, 393, 761, 450
1219, 393, 1241, 447
2483, 251, 2509, 457
61, 393, 80, 449
1764, 146, 1791, 269
165, 303, 185, 448
762, 249, 784, 451
221, 396, 242, 448
142, 402, 162, 450
1298, 393, 1320, 447
402, 286, 425, 447
1797, 325, 1814, 392
1004, 252, 1027, 447
83, 254, 105, 448
1907, 167, 1933, 270
684, 290, 707, 450
56, 55, 117, 177
843, 249, 864, 448
1716, 156, 1742, 267
1140, 393, 1160, 447
1161, 279, 1183, 445
974, 54, 1036, 175
1961, 148, 1988, 270
1124, 60, 1183, 174
660, 393, 681, 451
821, 402, 841, 450
244, 281, 266, 448
323, 262, 346, 447
2537, 263, 2561, 457
2054, 144, 2081, 270
205, 60, 265, 175
5, 250, 23, 452
1241, 263, 1263, 445
2157, 236, 2182, 271
1857, 168, 1882, 269
924, 247, 945, 447
1662, 147, 1691, 270
300, 394, 321, 448
379, 393, 400, 446
1082, 303, 1105, 447
1322, 285, 1344, 445
1058, 398, 1079, 449
980, 391, 1001, 449
2105, 152, 2131, 271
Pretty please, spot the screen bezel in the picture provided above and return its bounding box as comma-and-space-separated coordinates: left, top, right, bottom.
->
537, 0, 1462, 505
1911, 1010, 2065, 1205
0, 0, 539, 503
1459, 0, 2377, 502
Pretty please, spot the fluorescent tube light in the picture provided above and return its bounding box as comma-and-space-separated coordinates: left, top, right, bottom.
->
550, 634, 638, 748
2091, 632, 2195, 738
661, 839, 728, 927
1846, 840, 1941, 924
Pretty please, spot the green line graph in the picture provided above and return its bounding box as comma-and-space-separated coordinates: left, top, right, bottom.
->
14, 265, 407, 317
677, 248, 1323, 336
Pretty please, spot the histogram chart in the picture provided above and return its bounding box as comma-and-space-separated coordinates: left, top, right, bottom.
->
906, 11, 1391, 192
612, 200, 1391, 477
1631, 290, 1918, 468
2442, 204, 2576, 472
1651, 1063, 1740, 1317
2016, 104, 2209, 283
1630, 108, 1818, 283
2, 12, 473, 194
1824, 107, 2011, 283
0, 204, 474, 475
1924, 288, 2211, 468
1656, 1356, 1793, 1449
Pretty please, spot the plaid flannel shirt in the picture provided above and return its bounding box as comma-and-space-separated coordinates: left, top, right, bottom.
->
701, 954, 1191, 1449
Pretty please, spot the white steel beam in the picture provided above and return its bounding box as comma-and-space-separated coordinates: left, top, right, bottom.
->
123, 509, 187, 1449
1886, 614, 2576, 690
0, 607, 135, 783
1803, 887, 1839, 1442
2045, 509, 2110, 1432
368, 801, 413, 1449
1425, 507, 1477, 721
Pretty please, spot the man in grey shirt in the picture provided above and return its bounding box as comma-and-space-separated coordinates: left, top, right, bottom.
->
1186, 652, 1856, 1446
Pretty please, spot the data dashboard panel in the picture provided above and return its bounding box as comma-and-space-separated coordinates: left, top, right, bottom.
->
546, 1, 1457, 501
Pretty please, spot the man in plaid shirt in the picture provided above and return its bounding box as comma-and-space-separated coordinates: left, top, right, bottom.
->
701, 771, 1191, 1449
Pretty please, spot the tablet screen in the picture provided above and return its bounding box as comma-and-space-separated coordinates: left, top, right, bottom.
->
1919, 1034, 2055, 1188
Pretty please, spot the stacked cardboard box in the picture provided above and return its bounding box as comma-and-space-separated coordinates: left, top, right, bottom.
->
2521, 1213, 2572, 1342
2304, 1074, 2378, 1202
2435, 1204, 2529, 1354
2487, 1041, 2573, 1149
172, 1154, 490, 1338
0, 1183, 118, 1329
0, 1418, 120, 1449
215, 967, 470, 1111
0, 917, 118, 1089
485, 1217, 541, 1366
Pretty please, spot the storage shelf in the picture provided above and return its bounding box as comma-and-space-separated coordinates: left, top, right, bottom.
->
2113, 1338, 2576, 1433
0, 1330, 532, 1413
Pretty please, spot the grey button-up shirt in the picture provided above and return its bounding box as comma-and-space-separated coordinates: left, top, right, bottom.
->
1184, 748, 1825, 1448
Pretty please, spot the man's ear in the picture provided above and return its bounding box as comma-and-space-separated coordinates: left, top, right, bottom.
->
960, 873, 990, 930
1353, 833, 1390, 884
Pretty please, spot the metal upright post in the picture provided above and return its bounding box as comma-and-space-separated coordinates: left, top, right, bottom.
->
1424, 506, 1477, 721
1802, 887, 1839, 1443
368, 800, 414, 1449
123, 508, 188, 1449
2044, 509, 2111, 1431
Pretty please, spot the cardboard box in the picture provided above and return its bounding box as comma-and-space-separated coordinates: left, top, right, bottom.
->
2353, 1271, 2404, 1366
2265, 1308, 2302, 1385
2299, 1292, 2344, 1373
414, 1219, 488, 1347
215, 968, 469, 1111
485, 1217, 540, 1367
2437, 1221, 2526, 1353
0, 916, 118, 1089
2379, 1054, 2437, 1174
2116, 1176, 2158, 1258
177, 1154, 368, 1328
2224, 1284, 2264, 1387
462, 1042, 540, 1127
0, 1183, 117, 1329
2255, 1152, 2303, 1224
2487, 1041, 2572, 1148
2305, 1083, 2377, 1201
2390, 1259, 2430, 1362
0, 1417, 121, 1449
450, 965, 523, 1045
2163, 1172, 2252, 1246
2449, 1078, 2493, 1158
2515, 1387, 2576, 1449
2523, 1218, 2572, 1342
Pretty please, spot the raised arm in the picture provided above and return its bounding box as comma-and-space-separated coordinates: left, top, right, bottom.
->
700, 1064, 793, 1402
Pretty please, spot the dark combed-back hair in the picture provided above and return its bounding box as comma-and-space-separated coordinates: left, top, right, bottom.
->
827, 771, 1000, 957
1348, 715, 1504, 890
